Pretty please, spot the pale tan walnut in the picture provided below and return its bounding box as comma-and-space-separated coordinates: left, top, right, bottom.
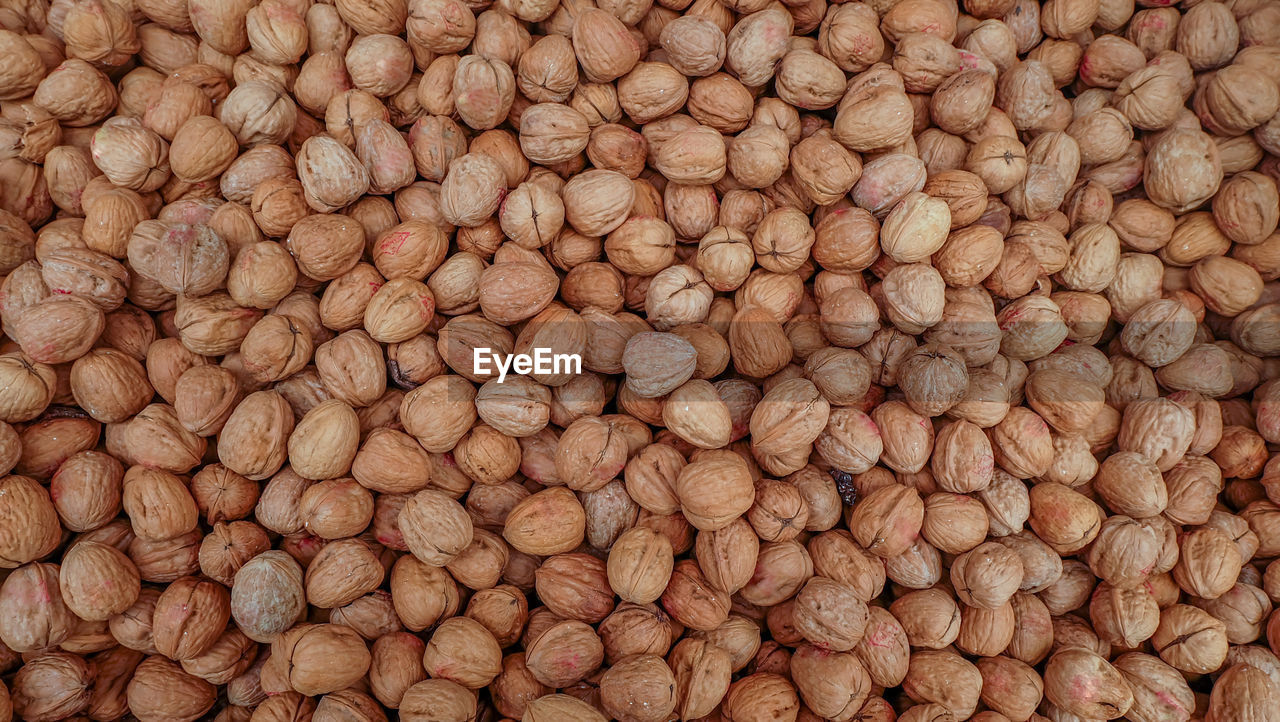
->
645, 266, 714, 333
847, 483, 925, 559
297, 477, 374, 543
33, 59, 118, 128
283, 399, 358, 480
1028, 482, 1103, 554
664, 379, 732, 450
834, 82, 914, 157
438, 152, 506, 229
776, 49, 847, 111
675, 455, 754, 532
217, 390, 296, 481
10, 296, 102, 369
500, 181, 565, 251
881, 263, 946, 335
605, 216, 676, 276
282, 214, 363, 282
725, 7, 791, 88
141, 80, 212, 143
930, 70, 996, 136
813, 209, 879, 276
474, 379, 548, 442
1172, 526, 1242, 600
572, 9, 642, 83
226, 241, 298, 310
563, 168, 635, 236
293, 133, 370, 213
660, 559, 731, 632
660, 16, 726, 77
451, 423, 519, 487
120, 655, 214, 721
419, 614, 499, 686
149, 576, 231, 661
217, 80, 298, 146
230, 550, 306, 643
119, 463, 200, 541
47, 450, 124, 534
995, 61, 1056, 131
533, 552, 613, 626
400, 376, 476, 456
499, 485, 583, 556
62, 0, 141, 67
899, 650, 983, 719
238, 313, 313, 384
728, 305, 792, 379
34, 246, 126, 314
453, 54, 515, 131
791, 576, 869, 651
544, 417, 620, 494
0, 474, 59, 570
1113, 63, 1189, 132
749, 378, 830, 459
668, 638, 732, 720
0, 30, 46, 100
1211, 172, 1279, 249
1043, 648, 1133, 720
965, 136, 1028, 196
793, 644, 874, 718
346, 33, 414, 98
360, 277, 433, 343
724, 673, 800, 722
525, 619, 605, 688
653, 125, 726, 186
894, 343, 968, 419
265, 623, 371, 696
129, 223, 229, 301
58, 539, 141, 622
599, 654, 678, 722
997, 295, 1069, 361
1176, 1, 1239, 71
391, 488, 472, 567
405, 0, 474, 52
385, 678, 472, 721
790, 132, 862, 207
745, 208, 811, 275
1188, 255, 1264, 318
1207, 663, 1280, 722
309, 689, 385, 722
619, 62, 691, 126
169, 116, 237, 184
88, 117, 170, 193
1125, 7, 1179, 57
1144, 128, 1222, 213
515, 34, 576, 105
1120, 298, 1197, 368
195, 520, 269, 590
607, 526, 675, 605
475, 260, 558, 327
623, 442, 684, 518
623, 332, 697, 398
690, 517, 755, 598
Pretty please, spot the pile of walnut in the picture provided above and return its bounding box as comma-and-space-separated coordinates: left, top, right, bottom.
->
4, 0, 1280, 718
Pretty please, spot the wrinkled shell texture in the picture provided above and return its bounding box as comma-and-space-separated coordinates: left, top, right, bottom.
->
4, 0, 1280, 720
